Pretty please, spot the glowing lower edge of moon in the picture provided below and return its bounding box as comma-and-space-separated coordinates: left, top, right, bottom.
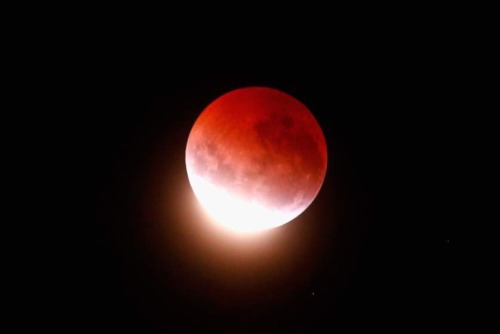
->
188, 172, 301, 233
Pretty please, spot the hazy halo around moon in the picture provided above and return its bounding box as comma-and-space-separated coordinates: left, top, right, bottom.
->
185, 87, 327, 233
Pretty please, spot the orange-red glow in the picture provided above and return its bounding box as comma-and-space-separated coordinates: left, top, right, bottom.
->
186, 87, 327, 233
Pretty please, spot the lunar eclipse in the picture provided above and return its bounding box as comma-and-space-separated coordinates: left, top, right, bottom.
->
67, 38, 456, 332
186, 87, 327, 232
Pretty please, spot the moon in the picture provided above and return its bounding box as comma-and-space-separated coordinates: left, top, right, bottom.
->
185, 87, 327, 233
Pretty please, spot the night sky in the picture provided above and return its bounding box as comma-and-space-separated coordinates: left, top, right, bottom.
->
61, 31, 460, 332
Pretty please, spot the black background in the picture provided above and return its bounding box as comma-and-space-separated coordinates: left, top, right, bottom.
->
53, 17, 463, 332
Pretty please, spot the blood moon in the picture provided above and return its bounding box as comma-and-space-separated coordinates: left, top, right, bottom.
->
185, 87, 327, 233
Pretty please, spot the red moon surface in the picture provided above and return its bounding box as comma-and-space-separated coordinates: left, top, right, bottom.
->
185, 87, 327, 233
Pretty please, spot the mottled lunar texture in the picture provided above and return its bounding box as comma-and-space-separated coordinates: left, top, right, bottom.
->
186, 87, 327, 232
